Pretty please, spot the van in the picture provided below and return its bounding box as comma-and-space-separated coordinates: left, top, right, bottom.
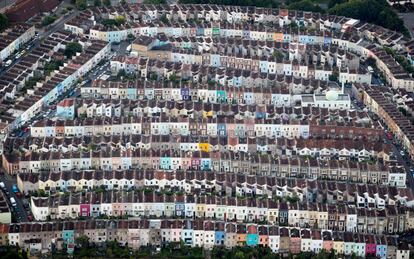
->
10, 197, 17, 207
5, 60, 12, 67
0, 182, 5, 189
367, 66, 374, 73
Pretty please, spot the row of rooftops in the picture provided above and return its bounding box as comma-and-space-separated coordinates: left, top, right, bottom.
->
9, 146, 402, 171
17, 171, 402, 195
0, 30, 76, 124
87, 5, 351, 27
10, 40, 108, 114
80, 4, 405, 44
0, 23, 34, 53
363, 85, 414, 145
53, 100, 370, 118
0, 191, 10, 214
29, 189, 409, 212
148, 34, 359, 53
89, 18, 357, 34
1, 219, 406, 245
90, 73, 332, 90
116, 51, 361, 76
5, 135, 390, 154
25, 115, 375, 128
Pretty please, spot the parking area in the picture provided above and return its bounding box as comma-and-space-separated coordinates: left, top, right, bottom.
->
0, 32, 40, 75
0, 173, 32, 223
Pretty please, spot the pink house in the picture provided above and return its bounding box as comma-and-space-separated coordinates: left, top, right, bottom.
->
365, 235, 377, 256
80, 204, 90, 217
322, 231, 333, 251
191, 157, 200, 168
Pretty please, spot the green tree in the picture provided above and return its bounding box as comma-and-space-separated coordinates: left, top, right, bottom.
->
65, 42, 83, 58
160, 14, 169, 24
103, 0, 111, 6
94, 0, 101, 6
115, 15, 126, 25
120, 0, 127, 4
328, 0, 410, 37
329, 70, 339, 82
41, 15, 57, 27
75, 0, 87, 10
234, 250, 246, 259
143, 0, 166, 3
117, 69, 126, 78
273, 50, 285, 60
328, 0, 346, 8
288, 0, 326, 13
0, 13, 9, 32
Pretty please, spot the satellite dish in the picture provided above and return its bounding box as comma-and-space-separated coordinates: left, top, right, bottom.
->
326, 90, 339, 101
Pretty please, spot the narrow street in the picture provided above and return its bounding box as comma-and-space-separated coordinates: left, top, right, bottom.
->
0, 173, 29, 222
382, 131, 414, 192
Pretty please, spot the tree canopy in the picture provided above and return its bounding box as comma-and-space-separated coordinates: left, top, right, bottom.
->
75, 0, 87, 10
287, 0, 325, 13
179, 0, 279, 8
328, 0, 410, 37
0, 13, 9, 32
143, 0, 166, 3
64, 42, 83, 58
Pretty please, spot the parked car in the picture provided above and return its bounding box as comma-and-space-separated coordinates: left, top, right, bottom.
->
10, 197, 17, 207
12, 184, 19, 194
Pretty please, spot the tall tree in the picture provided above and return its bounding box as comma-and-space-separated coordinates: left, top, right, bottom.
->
0, 13, 9, 32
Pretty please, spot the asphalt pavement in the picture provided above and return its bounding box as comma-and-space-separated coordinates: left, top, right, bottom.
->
0, 0, 16, 12
382, 130, 414, 192
0, 173, 29, 222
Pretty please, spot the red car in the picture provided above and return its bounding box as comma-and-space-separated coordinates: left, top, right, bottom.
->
386, 132, 393, 140
27, 215, 33, 221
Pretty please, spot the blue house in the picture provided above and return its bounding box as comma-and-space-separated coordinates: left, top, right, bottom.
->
175, 200, 185, 217
56, 99, 75, 119
62, 228, 75, 254
196, 27, 204, 37
217, 123, 226, 136
215, 230, 225, 246
299, 35, 308, 44
217, 90, 227, 103
246, 225, 259, 246
160, 157, 171, 170
376, 236, 387, 259
181, 88, 190, 100
182, 220, 193, 245
200, 158, 211, 171
127, 88, 137, 99
324, 36, 332, 45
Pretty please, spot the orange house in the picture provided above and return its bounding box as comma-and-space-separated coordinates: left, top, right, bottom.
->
236, 224, 247, 246
274, 32, 284, 42
258, 226, 269, 247
55, 120, 65, 137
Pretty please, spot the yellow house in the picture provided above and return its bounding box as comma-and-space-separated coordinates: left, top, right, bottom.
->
202, 111, 214, 118
198, 143, 210, 152
333, 238, 344, 254
196, 203, 206, 218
